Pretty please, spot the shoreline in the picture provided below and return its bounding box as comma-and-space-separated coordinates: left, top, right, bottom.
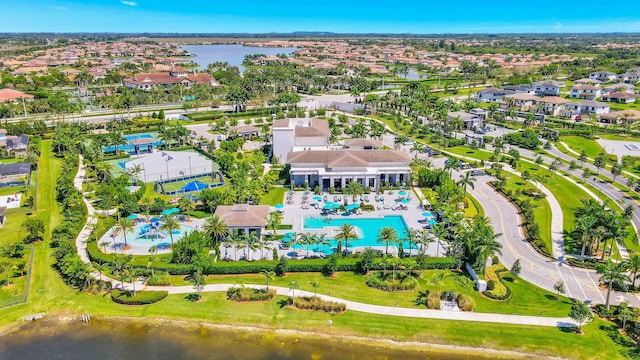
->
0, 312, 565, 360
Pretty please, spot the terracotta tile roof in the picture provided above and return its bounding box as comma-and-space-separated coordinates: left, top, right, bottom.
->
287, 150, 410, 168
213, 204, 270, 228
294, 119, 330, 137
344, 138, 382, 148
0, 89, 34, 103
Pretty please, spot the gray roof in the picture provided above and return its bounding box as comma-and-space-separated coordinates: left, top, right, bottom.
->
575, 100, 608, 107
0, 162, 30, 176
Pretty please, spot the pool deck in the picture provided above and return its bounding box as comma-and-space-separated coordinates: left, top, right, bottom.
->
99, 217, 207, 255
277, 189, 447, 258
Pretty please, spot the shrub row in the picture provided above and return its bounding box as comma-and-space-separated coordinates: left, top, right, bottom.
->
226, 287, 276, 302
87, 243, 458, 275
291, 296, 346, 313
456, 294, 476, 311
147, 272, 171, 286
111, 289, 168, 305
483, 264, 512, 301
365, 271, 418, 291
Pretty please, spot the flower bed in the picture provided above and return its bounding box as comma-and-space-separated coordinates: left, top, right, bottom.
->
290, 296, 346, 313
483, 264, 512, 300
365, 271, 418, 291
226, 287, 276, 302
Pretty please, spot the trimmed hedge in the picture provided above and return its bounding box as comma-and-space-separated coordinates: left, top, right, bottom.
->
483, 264, 512, 301
88, 242, 458, 275
111, 289, 168, 305
291, 296, 346, 313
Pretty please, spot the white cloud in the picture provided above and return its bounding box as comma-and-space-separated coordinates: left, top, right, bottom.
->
554, 22, 563, 29
121, 1, 138, 6
47, 6, 68, 11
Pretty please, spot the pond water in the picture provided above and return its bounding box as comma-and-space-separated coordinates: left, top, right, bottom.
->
0, 318, 512, 360
182, 44, 298, 72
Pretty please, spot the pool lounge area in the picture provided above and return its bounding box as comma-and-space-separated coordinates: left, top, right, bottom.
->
102, 133, 165, 154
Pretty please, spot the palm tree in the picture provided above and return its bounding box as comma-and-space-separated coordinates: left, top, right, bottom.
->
430, 222, 448, 257
261, 269, 276, 291
457, 171, 476, 196
116, 218, 135, 247
403, 229, 422, 257
377, 227, 399, 256
576, 215, 597, 261
335, 223, 358, 250
444, 157, 460, 174
473, 226, 503, 275
204, 215, 228, 260
393, 134, 409, 150
178, 196, 195, 220
625, 253, 640, 289
310, 279, 320, 297
159, 215, 181, 247
244, 232, 260, 261
289, 280, 299, 298
344, 181, 364, 202
596, 260, 630, 310
267, 211, 283, 237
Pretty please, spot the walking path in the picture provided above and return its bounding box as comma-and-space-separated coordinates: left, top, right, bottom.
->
146, 283, 578, 327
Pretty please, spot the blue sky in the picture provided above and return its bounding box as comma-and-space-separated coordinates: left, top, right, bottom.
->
2, 0, 640, 33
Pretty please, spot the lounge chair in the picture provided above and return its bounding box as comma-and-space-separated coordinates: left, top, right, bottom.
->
364, 195, 370, 202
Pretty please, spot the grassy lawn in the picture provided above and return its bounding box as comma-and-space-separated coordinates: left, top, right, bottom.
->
561, 135, 604, 159
259, 186, 286, 206
464, 193, 484, 218
0, 185, 25, 197
0, 158, 23, 164
446, 146, 493, 161
165, 270, 573, 318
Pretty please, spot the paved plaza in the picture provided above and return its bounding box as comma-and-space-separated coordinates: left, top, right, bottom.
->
596, 139, 640, 159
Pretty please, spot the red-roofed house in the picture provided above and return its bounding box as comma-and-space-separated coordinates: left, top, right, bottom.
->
124, 66, 219, 90
0, 89, 34, 103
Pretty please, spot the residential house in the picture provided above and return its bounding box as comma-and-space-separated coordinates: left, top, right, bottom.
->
448, 111, 484, 130
213, 204, 269, 240
502, 85, 534, 94
536, 97, 570, 116
599, 110, 640, 125
574, 78, 600, 86
589, 71, 617, 83
602, 83, 635, 94
600, 92, 639, 104
272, 118, 331, 163
618, 71, 640, 84
0, 89, 34, 103
568, 85, 601, 100
124, 66, 219, 90
475, 88, 515, 103
566, 100, 610, 117
286, 150, 411, 191
0, 162, 30, 185
231, 125, 260, 140
503, 93, 539, 109
0, 131, 29, 154
533, 82, 560, 96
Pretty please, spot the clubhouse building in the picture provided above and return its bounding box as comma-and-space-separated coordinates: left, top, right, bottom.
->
286, 150, 411, 191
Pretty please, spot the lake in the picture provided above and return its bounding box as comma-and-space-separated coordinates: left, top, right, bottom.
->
182, 44, 297, 72
0, 318, 517, 360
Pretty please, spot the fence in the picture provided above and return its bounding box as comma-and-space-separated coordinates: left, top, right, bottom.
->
0, 244, 35, 309
155, 171, 225, 195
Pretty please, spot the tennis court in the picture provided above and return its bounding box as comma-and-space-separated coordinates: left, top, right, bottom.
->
158, 175, 224, 194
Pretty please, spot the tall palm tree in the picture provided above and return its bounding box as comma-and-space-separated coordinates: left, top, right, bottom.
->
625, 253, 640, 289
335, 223, 358, 250
403, 228, 421, 257
159, 215, 181, 247
377, 227, 399, 256
261, 269, 276, 291
473, 226, 503, 275
444, 157, 460, 175
430, 222, 448, 257
116, 218, 135, 247
597, 260, 630, 310
244, 232, 260, 261
344, 181, 364, 202
457, 171, 476, 196
204, 215, 228, 261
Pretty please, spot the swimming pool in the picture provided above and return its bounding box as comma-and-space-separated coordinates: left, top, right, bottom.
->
302, 215, 415, 252
118, 223, 197, 248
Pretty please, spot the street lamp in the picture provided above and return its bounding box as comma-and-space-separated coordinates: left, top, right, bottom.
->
188, 155, 192, 176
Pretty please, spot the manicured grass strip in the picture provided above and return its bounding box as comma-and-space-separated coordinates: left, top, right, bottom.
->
446, 146, 493, 161
561, 135, 604, 159
464, 193, 484, 218
259, 186, 286, 206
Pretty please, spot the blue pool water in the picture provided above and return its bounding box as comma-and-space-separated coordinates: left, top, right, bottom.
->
302, 215, 414, 252
120, 224, 196, 247
102, 133, 165, 153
